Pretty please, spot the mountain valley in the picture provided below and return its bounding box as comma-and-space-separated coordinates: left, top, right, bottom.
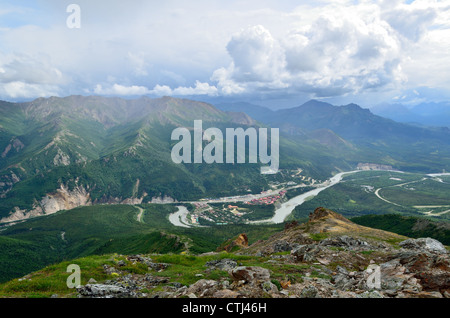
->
0, 207, 448, 298
0, 95, 449, 298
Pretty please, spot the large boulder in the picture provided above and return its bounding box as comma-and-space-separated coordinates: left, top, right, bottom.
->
230, 266, 270, 284
393, 251, 450, 292
399, 238, 447, 254
185, 279, 220, 298
273, 240, 294, 253
301, 286, 319, 298
319, 235, 372, 251
291, 244, 327, 262
77, 283, 138, 298
205, 259, 237, 272
378, 259, 421, 293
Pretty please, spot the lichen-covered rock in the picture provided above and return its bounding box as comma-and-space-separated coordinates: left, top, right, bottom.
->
185, 279, 220, 297
230, 266, 271, 284
399, 238, 447, 254
76, 283, 139, 298
301, 286, 319, 298
319, 235, 372, 251
273, 240, 294, 253
392, 250, 450, 292
291, 244, 327, 262
205, 258, 237, 271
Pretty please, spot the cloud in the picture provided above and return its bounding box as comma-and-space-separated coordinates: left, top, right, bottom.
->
0, 51, 64, 85
94, 84, 150, 96
0, 51, 64, 98
207, 1, 444, 99
147, 81, 218, 97
225, 25, 286, 83
171, 81, 218, 96
211, 67, 247, 95
150, 84, 173, 96
94, 81, 218, 97
382, 3, 438, 42
211, 25, 289, 96
0, 81, 59, 99
127, 52, 150, 77
210, 21, 402, 98
0, 0, 448, 105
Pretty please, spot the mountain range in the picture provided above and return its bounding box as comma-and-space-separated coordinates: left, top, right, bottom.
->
218, 99, 450, 170
369, 101, 450, 128
1, 95, 450, 298
1, 96, 450, 224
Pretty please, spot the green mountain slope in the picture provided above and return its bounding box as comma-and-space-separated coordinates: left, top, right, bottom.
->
0, 96, 267, 221
2, 96, 450, 224
0, 203, 283, 283
0, 207, 448, 299
352, 214, 450, 245
230, 99, 450, 172
0, 96, 361, 222
0, 204, 180, 283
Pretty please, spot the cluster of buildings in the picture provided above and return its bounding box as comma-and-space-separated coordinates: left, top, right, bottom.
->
189, 188, 291, 225
190, 203, 248, 225
190, 214, 199, 224
245, 190, 287, 205
357, 163, 394, 171
226, 205, 244, 217
191, 202, 214, 224
192, 202, 209, 209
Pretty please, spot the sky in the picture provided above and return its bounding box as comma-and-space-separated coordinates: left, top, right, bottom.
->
0, 0, 449, 109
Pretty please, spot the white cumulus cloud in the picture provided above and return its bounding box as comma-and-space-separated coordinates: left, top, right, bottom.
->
0, 0, 448, 105
94, 84, 151, 96
0, 81, 60, 99
209, 3, 415, 99
94, 81, 218, 97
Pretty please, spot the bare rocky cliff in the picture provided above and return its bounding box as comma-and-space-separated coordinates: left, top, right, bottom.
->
0, 182, 148, 224
0, 184, 92, 223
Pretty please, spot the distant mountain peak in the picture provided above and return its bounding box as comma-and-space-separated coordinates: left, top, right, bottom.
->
343, 102, 362, 109
300, 99, 333, 108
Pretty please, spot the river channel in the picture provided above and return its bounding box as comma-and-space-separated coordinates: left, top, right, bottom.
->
169, 170, 361, 227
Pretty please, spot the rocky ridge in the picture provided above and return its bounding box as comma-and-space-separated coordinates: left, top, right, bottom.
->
73, 208, 449, 298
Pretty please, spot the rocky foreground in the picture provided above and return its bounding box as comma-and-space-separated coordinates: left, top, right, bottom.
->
76, 208, 449, 298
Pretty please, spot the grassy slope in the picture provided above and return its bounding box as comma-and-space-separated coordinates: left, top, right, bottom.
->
0, 245, 394, 298
0, 204, 176, 283
0, 252, 275, 298
293, 171, 450, 222
3, 170, 450, 283
0, 204, 448, 298
0, 211, 425, 299
352, 214, 450, 245
0, 203, 283, 283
